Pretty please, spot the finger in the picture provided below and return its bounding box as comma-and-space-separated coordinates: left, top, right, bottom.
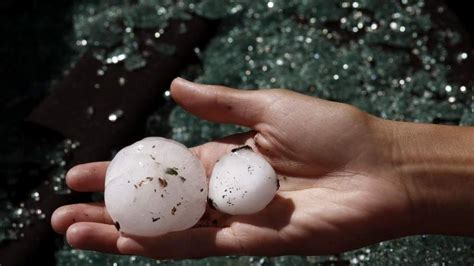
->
117, 227, 243, 259
51, 203, 114, 234
66, 222, 120, 254
66, 162, 109, 192
170, 77, 270, 128
191, 131, 257, 176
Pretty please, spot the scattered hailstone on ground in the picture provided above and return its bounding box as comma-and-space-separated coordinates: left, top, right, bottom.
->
208, 145, 279, 215
104, 137, 207, 237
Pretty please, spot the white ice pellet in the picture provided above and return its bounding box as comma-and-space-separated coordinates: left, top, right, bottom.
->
208, 146, 278, 215
104, 137, 208, 237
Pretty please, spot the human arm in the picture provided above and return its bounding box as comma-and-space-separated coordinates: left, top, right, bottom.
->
51, 77, 474, 258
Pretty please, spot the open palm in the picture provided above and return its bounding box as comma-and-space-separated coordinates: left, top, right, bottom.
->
52, 78, 415, 259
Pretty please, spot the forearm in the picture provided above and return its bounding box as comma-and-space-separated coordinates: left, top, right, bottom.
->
383, 119, 474, 235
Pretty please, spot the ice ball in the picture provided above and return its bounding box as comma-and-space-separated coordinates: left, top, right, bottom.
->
104, 137, 207, 237
208, 146, 278, 215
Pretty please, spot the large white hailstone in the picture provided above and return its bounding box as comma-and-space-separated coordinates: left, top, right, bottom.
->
208, 146, 279, 215
104, 137, 208, 237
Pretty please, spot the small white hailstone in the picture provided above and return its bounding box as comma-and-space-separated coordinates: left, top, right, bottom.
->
104, 137, 207, 237
208, 145, 279, 215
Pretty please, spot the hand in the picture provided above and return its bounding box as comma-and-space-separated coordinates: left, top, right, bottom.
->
51, 78, 474, 259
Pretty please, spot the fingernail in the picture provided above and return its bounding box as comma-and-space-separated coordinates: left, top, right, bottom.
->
117, 236, 143, 254
173, 77, 191, 84
65, 166, 83, 185
66, 167, 79, 179
66, 165, 83, 177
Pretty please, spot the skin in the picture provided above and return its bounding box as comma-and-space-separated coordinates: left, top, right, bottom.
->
51, 77, 474, 259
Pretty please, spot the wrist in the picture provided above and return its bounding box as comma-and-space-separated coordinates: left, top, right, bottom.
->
384, 119, 474, 235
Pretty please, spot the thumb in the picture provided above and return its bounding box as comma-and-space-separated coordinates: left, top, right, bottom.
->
170, 78, 269, 128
